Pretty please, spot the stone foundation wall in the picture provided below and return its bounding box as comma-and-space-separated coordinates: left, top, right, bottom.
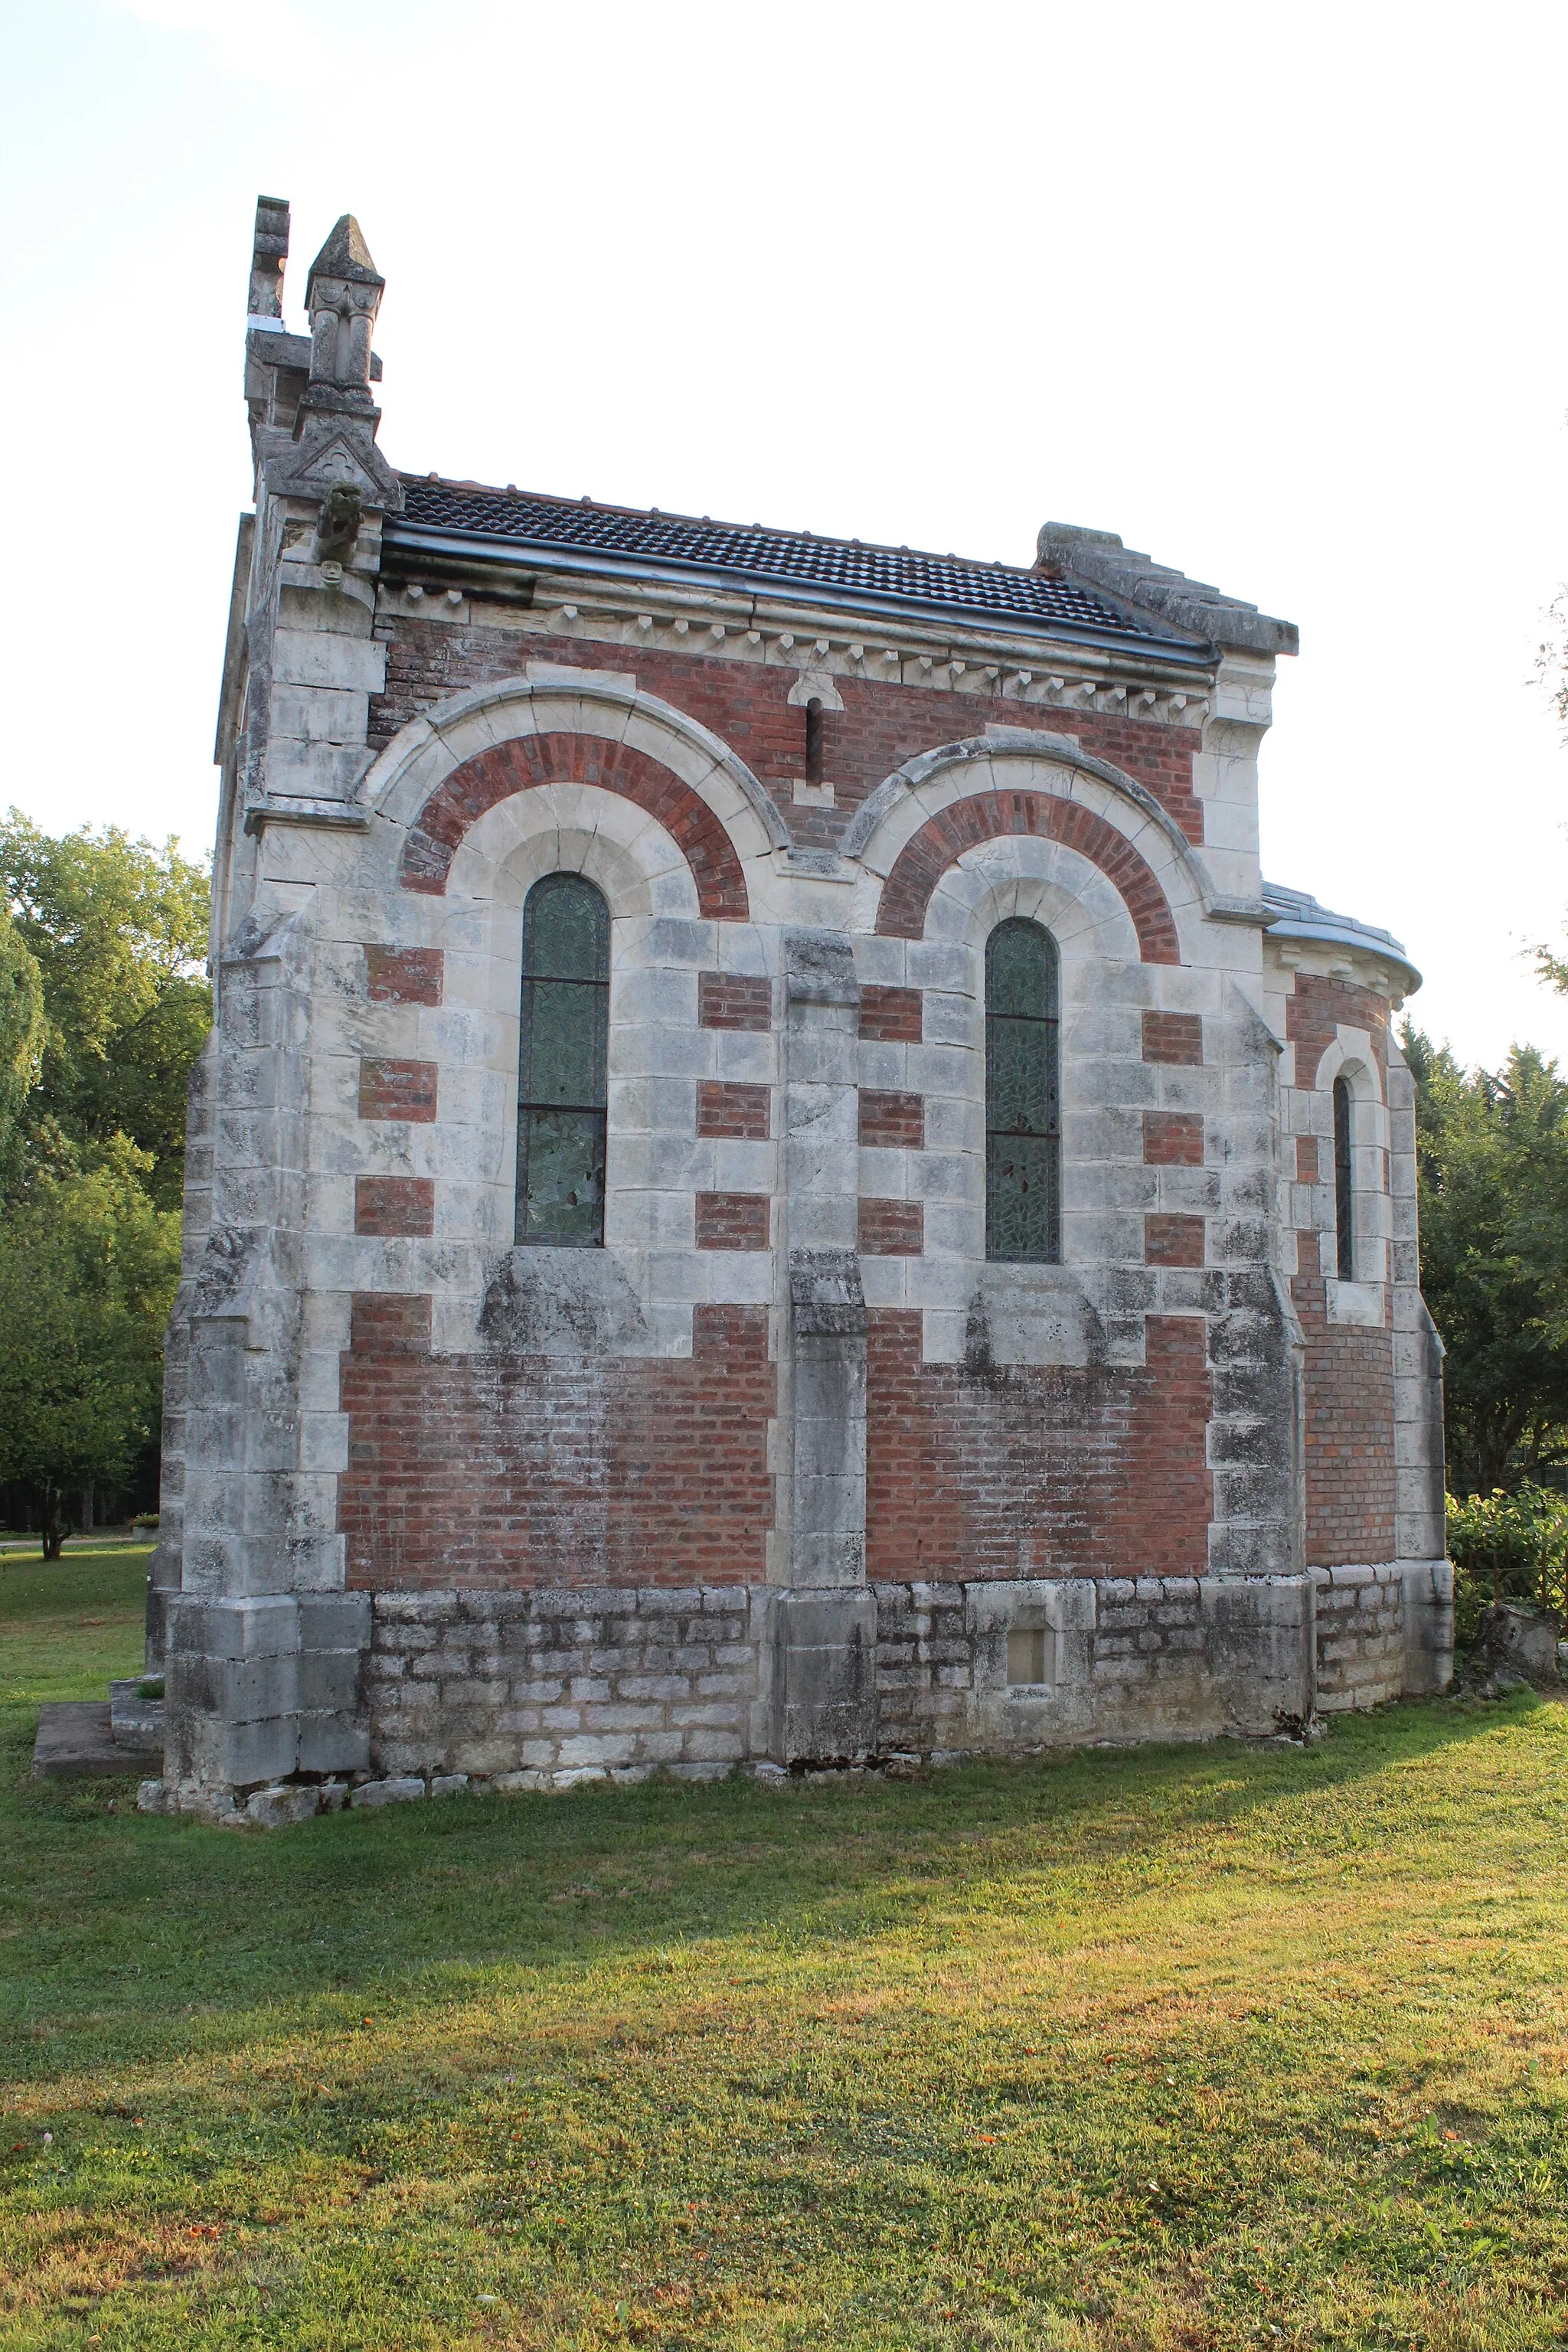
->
368, 1586, 764, 1783
361, 1566, 1450, 1786
1311, 1562, 1406, 1709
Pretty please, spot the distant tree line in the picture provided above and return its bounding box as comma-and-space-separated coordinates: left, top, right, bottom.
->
0, 812, 211, 1555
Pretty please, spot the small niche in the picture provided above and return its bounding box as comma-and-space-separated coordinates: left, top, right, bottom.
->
1007, 1624, 1049, 1686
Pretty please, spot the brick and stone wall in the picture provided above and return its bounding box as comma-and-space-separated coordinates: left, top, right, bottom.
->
151, 199, 1451, 1815
369, 619, 1207, 855
1296, 1277, 1397, 1566
1277, 970, 1409, 1569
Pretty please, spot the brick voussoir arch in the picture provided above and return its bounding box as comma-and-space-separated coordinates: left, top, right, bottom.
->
876, 787, 1181, 962
398, 731, 750, 917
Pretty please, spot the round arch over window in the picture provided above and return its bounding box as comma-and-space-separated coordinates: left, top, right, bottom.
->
516, 873, 610, 1246
985, 918, 1061, 1263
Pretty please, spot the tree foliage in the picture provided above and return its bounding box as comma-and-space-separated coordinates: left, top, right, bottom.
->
0, 810, 211, 1210
0, 812, 210, 1544
0, 1139, 181, 1554
0, 900, 44, 1184
1404, 1025, 1568, 1493
1446, 1485, 1568, 1645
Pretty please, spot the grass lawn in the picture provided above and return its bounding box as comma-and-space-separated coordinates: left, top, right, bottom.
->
2, 1549, 1566, 2350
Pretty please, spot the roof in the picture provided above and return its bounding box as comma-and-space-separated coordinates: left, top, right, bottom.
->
1263, 881, 1420, 992
387, 479, 1209, 655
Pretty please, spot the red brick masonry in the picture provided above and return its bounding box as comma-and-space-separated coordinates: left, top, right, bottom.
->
866, 1310, 1213, 1579
354, 1176, 436, 1236
371, 623, 1205, 855
358, 1058, 438, 1122
860, 985, 923, 1043
398, 733, 750, 919
1286, 971, 1396, 1566
1142, 1011, 1204, 1066
860, 1090, 925, 1148
365, 946, 444, 1004
698, 972, 772, 1031
696, 1081, 771, 1140
858, 1199, 925, 1256
1143, 1110, 1205, 1166
877, 791, 1180, 962
1145, 1214, 1206, 1267
339, 1298, 776, 1588
694, 1191, 771, 1250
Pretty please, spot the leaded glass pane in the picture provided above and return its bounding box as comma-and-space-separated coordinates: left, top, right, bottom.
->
526, 874, 609, 982
521, 978, 607, 1107
517, 874, 609, 1247
987, 1012, 1057, 1138
518, 1108, 606, 1246
987, 920, 1059, 1020
985, 919, 1060, 1263
1334, 1075, 1354, 1281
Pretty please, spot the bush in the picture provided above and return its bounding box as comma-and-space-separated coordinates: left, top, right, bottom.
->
1446, 1485, 1568, 1646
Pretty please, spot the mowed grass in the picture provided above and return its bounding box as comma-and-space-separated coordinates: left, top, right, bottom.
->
2, 1553, 1566, 2350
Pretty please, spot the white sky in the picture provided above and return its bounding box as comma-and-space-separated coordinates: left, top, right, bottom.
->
2, 0, 1566, 1071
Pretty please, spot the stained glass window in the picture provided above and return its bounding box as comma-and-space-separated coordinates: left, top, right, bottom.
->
516, 873, 610, 1247
985, 919, 1060, 1263
1333, 1074, 1354, 1281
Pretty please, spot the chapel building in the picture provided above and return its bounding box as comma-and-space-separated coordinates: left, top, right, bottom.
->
147, 200, 1452, 1806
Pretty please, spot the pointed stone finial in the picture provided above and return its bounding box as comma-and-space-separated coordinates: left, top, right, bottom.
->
305, 214, 384, 305
248, 194, 289, 322
299, 214, 386, 423
264, 207, 403, 514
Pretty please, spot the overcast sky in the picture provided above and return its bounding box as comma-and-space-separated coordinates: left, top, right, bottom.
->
3, 0, 1566, 1070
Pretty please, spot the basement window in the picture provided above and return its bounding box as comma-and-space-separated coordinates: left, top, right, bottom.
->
516, 872, 609, 1246
1007, 1625, 1048, 1685
1333, 1074, 1354, 1280
985, 919, 1061, 1263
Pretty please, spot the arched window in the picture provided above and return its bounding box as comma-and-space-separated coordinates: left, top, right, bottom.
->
516, 873, 609, 1246
985, 918, 1060, 1263
1332, 1073, 1354, 1280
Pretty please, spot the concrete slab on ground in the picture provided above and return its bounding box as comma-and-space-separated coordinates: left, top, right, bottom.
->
31, 1702, 163, 1779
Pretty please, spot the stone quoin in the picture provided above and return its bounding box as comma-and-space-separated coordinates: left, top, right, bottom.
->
141, 198, 1451, 1811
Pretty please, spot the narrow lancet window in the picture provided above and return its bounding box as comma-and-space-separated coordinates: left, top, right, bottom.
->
1333, 1073, 1354, 1280
516, 873, 610, 1246
804, 697, 825, 783
985, 918, 1060, 1263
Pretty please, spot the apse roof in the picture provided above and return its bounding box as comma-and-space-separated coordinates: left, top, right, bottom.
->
1263, 882, 1421, 991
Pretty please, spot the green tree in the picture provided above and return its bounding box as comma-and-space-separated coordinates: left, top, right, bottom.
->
0, 900, 44, 1184
0, 810, 211, 1210
1404, 1025, 1568, 1492
0, 1139, 182, 1555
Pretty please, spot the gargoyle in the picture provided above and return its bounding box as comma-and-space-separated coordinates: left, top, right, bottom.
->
314, 481, 363, 566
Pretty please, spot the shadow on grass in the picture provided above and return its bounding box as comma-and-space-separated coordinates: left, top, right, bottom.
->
2, 1684, 1550, 2089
